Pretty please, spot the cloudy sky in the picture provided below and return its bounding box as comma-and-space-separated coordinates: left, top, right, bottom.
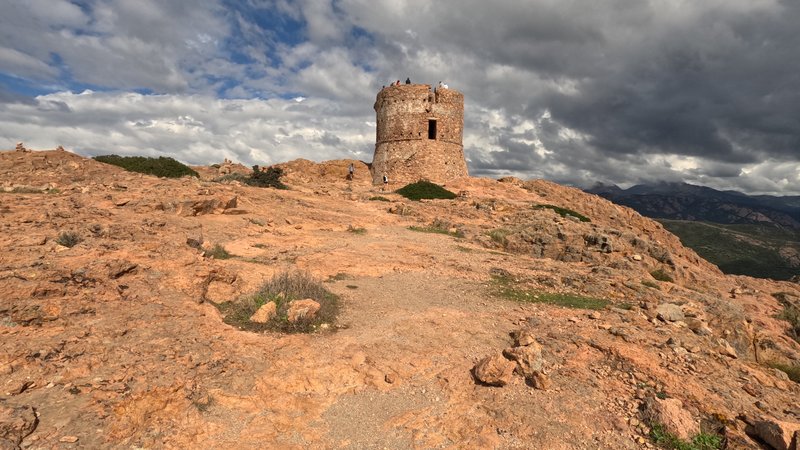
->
1, 0, 799, 194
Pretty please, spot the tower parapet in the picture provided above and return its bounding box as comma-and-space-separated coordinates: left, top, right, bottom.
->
371, 84, 468, 184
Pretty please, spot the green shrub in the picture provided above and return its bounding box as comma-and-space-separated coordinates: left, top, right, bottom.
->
207, 244, 233, 259
56, 231, 81, 248
216, 271, 338, 333
649, 423, 722, 450
650, 269, 674, 282
396, 180, 457, 201
94, 154, 198, 178
533, 204, 590, 222
408, 220, 463, 238
247, 165, 288, 189
369, 196, 391, 202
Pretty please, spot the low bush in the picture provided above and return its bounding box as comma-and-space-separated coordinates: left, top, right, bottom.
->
216, 270, 338, 333
94, 154, 198, 178
247, 165, 288, 189
649, 423, 722, 450
396, 180, 457, 201
56, 231, 81, 248
206, 244, 233, 259
369, 196, 391, 202
533, 204, 590, 222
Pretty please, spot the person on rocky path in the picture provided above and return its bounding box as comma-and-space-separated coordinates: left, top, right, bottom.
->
405, 77, 411, 84
348, 163, 354, 180
382, 174, 389, 191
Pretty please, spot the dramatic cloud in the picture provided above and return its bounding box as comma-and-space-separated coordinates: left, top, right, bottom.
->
1, 0, 798, 194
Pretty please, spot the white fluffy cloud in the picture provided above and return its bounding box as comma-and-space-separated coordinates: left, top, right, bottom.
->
0, 90, 373, 165
1, 0, 799, 195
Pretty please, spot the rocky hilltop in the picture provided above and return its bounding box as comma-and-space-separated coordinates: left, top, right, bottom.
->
1, 149, 799, 449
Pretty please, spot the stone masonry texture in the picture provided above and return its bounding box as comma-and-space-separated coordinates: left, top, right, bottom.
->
371, 84, 468, 184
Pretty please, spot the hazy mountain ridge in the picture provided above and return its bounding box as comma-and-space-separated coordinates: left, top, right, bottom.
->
587, 182, 800, 280
587, 182, 800, 229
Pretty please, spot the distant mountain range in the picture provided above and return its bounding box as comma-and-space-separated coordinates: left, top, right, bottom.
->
585, 182, 800, 280
586, 181, 800, 229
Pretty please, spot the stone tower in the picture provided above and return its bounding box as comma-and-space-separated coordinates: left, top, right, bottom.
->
372, 83, 468, 184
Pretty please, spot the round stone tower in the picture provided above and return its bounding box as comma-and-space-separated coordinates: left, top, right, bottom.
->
372, 84, 468, 184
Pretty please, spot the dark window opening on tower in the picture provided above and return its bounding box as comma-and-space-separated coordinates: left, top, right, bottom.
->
428, 120, 437, 140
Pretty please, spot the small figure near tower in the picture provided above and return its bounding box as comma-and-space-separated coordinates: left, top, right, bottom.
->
371, 81, 468, 185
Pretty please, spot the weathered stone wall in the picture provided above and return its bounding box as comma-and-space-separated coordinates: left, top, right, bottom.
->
372, 84, 468, 184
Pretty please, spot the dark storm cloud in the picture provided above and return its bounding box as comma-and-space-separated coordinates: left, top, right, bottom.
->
2, 1, 799, 194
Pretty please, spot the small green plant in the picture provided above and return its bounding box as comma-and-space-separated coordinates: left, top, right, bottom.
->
94, 154, 199, 178
369, 196, 391, 202
207, 244, 233, 259
642, 280, 660, 289
347, 225, 367, 234
649, 423, 722, 450
247, 218, 265, 226
396, 180, 457, 201
533, 204, 590, 222
215, 270, 338, 333
56, 231, 81, 248
767, 362, 800, 383
650, 269, 674, 282
490, 273, 608, 310
252, 243, 267, 249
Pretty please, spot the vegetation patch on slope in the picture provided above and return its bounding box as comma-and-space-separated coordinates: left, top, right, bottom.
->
490, 272, 608, 310
94, 154, 199, 178
649, 423, 722, 450
396, 180, 457, 201
533, 204, 591, 222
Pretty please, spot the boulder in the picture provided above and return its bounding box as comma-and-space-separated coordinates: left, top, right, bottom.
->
511, 328, 537, 347
502, 344, 544, 378
286, 299, 321, 323
0, 405, 37, 447
250, 302, 277, 323
745, 418, 800, 450
473, 354, 516, 387
529, 371, 552, 390
641, 396, 700, 441
656, 303, 685, 322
